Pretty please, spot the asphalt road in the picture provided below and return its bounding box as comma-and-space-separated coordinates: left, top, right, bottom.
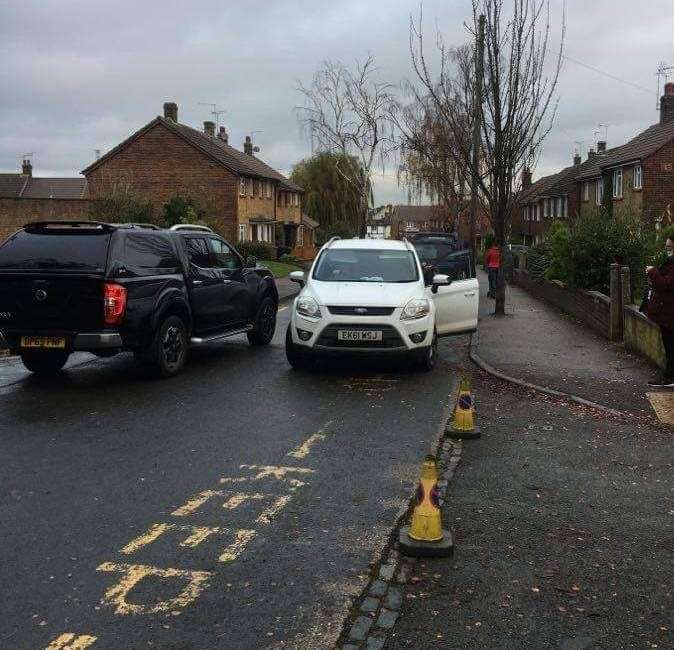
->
0, 306, 465, 649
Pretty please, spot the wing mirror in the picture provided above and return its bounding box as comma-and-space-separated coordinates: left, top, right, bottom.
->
245, 256, 257, 268
289, 270, 306, 288
431, 273, 451, 294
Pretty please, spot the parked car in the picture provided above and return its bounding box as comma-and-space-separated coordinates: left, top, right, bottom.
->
0, 221, 278, 377
285, 238, 479, 371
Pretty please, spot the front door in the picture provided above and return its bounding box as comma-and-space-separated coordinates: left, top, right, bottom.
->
428, 250, 479, 335
185, 237, 228, 333
206, 237, 253, 327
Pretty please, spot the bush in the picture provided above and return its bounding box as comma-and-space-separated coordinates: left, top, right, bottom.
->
235, 241, 276, 261
527, 244, 551, 279
279, 253, 301, 265
545, 221, 573, 284
162, 196, 200, 228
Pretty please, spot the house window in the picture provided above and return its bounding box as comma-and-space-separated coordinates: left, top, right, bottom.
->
613, 168, 623, 199
634, 164, 643, 190
247, 178, 253, 196
596, 179, 604, 205
239, 178, 246, 197
536, 204, 540, 221
265, 181, 272, 199
238, 224, 247, 241
583, 182, 589, 202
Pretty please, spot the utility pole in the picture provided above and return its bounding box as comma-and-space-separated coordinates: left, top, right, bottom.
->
469, 14, 485, 259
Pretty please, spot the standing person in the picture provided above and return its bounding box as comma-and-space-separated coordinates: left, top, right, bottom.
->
645, 236, 674, 387
484, 239, 501, 299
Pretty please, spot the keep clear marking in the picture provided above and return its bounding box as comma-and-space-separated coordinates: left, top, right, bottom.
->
45, 633, 97, 649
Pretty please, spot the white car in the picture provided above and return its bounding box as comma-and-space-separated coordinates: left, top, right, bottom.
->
285, 238, 479, 370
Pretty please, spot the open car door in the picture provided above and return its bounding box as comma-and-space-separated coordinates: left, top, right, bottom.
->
427, 250, 479, 336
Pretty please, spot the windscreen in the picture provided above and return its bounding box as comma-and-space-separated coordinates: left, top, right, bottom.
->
312, 248, 418, 283
0, 230, 111, 272
413, 238, 475, 280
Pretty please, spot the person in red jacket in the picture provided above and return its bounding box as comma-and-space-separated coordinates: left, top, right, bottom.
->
645, 236, 674, 386
485, 240, 501, 299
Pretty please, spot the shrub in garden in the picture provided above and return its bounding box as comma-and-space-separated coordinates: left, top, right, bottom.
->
235, 241, 276, 261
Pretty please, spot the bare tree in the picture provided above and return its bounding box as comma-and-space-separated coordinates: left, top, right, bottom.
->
297, 55, 397, 237
407, 0, 564, 315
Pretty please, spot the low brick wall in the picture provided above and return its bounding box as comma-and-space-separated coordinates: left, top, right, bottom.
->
623, 305, 665, 370
512, 269, 611, 338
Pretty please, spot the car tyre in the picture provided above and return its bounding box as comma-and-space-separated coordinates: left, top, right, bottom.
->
20, 350, 69, 375
416, 331, 438, 372
147, 315, 188, 378
247, 296, 277, 346
285, 325, 309, 369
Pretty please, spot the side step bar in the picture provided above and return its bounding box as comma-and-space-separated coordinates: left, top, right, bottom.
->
190, 325, 253, 345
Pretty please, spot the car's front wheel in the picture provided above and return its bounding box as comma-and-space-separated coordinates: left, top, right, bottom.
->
145, 315, 188, 377
416, 331, 438, 372
285, 325, 309, 369
247, 296, 277, 346
20, 350, 69, 375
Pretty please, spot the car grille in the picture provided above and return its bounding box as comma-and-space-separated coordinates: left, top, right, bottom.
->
327, 306, 395, 316
316, 324, 404, 348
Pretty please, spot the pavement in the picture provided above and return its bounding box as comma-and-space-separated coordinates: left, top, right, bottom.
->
474, 270, 655, 417
386, 370, 673, 649
0, 305, 467, 649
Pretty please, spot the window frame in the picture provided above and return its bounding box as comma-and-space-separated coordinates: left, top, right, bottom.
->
239, 178, 246, 197
613, 168, 623, 199
583, 182, 589, 202
238, 224, 247, 242
633, 164, 643, 190
596, 179, 604, 206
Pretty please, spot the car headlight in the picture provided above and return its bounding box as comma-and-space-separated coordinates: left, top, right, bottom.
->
296, 295, 322, 318
401, 298, 430, 320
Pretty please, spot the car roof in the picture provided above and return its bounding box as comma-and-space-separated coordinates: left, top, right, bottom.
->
328, 238, 410, 250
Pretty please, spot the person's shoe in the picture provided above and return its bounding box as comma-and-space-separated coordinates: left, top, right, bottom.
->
647, 374, 674, 387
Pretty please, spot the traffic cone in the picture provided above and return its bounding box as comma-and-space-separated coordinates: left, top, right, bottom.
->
399, 455, 453, 558
447, 377, 480, 439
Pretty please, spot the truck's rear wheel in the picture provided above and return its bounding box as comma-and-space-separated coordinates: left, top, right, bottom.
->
147, 315, 188, 377
20, 350, 69, 375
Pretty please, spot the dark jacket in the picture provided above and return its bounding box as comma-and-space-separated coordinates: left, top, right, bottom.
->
645, 258, 674, 329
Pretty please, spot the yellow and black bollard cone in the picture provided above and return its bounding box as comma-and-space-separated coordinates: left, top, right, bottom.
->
447, 376, 480, 439
399, 455, 453, 558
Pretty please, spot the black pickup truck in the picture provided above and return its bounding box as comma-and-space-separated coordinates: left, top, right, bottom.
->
0, 221, 278, 377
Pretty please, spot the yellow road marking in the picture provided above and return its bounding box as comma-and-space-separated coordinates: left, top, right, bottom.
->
120, 523, 173, 555
171, 490, 222, 517
222, 492, 266, 510
278, 306, 288, 312
287, 431, 327, 459
179, 526, 221, 548
46, 633, 97, 649
97, 562, 212, 616
239, 464, 314, 480
218, 529, 257, 563
256, 495, 291, 525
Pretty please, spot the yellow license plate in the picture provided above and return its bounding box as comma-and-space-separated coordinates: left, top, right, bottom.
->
20, 336, 66, 349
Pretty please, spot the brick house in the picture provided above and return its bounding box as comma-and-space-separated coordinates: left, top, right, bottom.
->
513, 82, 674, 244
390, 205, 450, 239
0, 160, 90, 242
83, 102, 316, 257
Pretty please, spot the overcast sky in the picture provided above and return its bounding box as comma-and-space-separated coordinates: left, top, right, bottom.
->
1, 0, 672, 204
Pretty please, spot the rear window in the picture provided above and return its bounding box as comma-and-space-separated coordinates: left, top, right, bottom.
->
0, 230, 111, 272
412, 238, 475, 280
124, 233, 180, 275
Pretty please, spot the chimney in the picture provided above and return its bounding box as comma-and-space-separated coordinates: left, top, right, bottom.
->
573, 153, 582, 166
588, 147, 596, 161
661, 82, 674, 125
203, 121, 215, 137
218, 126, 229, 144
163, 102, 178, 122
521, 167, 532, 189
597, 141, 607, 153
21, 159, 32, 176
244, 135, 253, 156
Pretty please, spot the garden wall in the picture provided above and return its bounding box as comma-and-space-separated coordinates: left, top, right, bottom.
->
511, 268, 611, 338
623, 305, 666, 370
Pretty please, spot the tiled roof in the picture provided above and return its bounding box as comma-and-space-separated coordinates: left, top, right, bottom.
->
0, 174, 86, 199
520, 157, 598, 203
83, 116, 303, 192
390, 205, 438, 222
301, 214, 319, 229
22, 177, 87, 199
0, 174, 28, 198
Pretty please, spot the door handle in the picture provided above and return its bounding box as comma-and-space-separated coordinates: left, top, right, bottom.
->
222, 279, 232, 284
192, 280, 204, 286
464, 291, 476, 297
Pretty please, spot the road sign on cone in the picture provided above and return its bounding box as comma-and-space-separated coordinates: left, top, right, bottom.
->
399, 455, 453, 558
447, 377, 480, 439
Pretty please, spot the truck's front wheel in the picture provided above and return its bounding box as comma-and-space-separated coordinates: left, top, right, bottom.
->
20, 350, 69, 375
